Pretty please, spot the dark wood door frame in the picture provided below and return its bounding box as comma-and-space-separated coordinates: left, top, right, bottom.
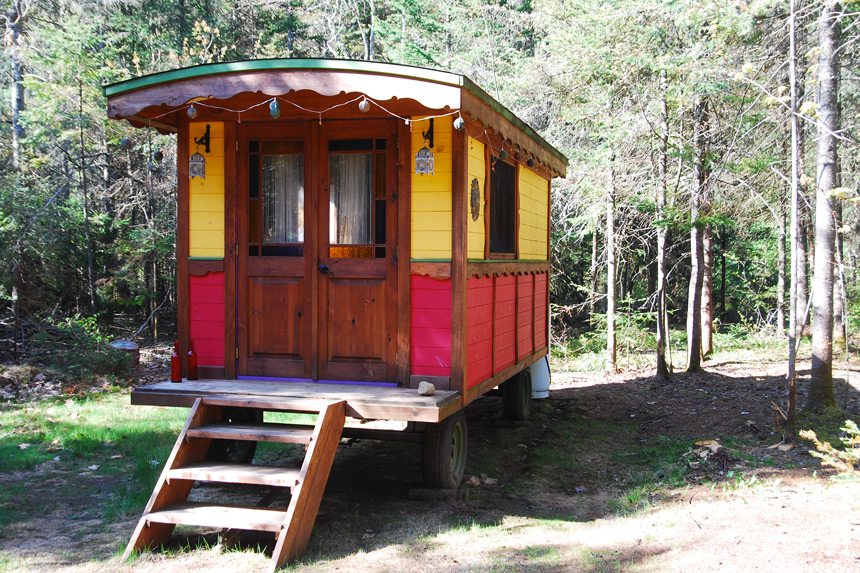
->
234, 119, 400, 383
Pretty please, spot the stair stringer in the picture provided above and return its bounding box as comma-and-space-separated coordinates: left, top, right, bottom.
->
122, 398, 222, 561
270, 399, 346, 571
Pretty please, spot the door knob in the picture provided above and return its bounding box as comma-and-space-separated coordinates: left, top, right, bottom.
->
318, 263, 330, 275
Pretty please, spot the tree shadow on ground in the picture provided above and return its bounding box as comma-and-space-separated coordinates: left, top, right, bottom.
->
151, 364, 859, 567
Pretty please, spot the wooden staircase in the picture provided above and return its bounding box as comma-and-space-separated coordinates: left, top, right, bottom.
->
123, 396, 345, 572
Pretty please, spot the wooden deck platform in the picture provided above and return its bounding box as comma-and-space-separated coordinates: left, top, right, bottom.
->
131, 379, 462, 423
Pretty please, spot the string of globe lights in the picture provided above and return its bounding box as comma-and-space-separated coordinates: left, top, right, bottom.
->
135, 92, 541, 172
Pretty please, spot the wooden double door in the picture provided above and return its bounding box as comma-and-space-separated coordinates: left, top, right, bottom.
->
237, 120, 399, 382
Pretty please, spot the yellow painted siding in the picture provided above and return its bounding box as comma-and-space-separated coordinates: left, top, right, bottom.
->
189, 122, 225, 258
467, 137, 486, 259
518, 168, 550, 260
411, 116, 453, 259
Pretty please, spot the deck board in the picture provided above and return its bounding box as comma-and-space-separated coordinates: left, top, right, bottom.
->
131, 379, 462, 423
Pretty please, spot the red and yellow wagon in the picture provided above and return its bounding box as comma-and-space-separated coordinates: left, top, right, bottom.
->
105, 59, 566, 569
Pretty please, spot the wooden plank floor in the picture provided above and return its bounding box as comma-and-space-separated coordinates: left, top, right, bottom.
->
131, 379, 462, 423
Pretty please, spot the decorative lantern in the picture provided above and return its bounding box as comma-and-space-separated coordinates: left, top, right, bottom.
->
189, 148, 206, 179
498, 149, 508, 160
415, 146, 434, 176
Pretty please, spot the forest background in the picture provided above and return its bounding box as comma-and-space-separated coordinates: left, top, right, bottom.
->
1, 0, 859, 417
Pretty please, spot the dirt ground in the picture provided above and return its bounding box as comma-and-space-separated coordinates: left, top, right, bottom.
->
1, 353, 859, 572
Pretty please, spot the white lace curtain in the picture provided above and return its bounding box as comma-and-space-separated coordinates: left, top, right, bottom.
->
262, 154, 304, 243
329, 153, 372, 245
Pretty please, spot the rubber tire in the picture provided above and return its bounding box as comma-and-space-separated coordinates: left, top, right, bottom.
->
422, 410, 468, 489
206, 408, 262, 464
502, 369, 532, 421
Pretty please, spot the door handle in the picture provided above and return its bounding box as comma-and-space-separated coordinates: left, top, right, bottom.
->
318, 263, 331, 275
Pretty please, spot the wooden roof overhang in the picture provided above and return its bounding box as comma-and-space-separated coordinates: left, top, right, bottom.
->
104, 59, 567, 177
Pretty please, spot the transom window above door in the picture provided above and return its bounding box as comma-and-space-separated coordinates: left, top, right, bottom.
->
248, 140, 304, 257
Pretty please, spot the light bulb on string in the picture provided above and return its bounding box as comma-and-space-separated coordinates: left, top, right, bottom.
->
269, 99, 281, 119
358, 98, 371, 113
187, 104, 198, 119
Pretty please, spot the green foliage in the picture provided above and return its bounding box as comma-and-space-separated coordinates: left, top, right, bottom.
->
800, 420, 860, 476
26, 316, 135, 380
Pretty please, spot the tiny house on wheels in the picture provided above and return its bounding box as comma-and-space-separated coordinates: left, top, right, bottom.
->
105, 59, 567, 570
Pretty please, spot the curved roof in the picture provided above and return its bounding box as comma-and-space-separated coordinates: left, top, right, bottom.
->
104, 59, 567, 176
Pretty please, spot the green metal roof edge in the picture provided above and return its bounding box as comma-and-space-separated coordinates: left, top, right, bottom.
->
104, 58, 567, 168
103, 58, 464, 98
461, 77, 568, 167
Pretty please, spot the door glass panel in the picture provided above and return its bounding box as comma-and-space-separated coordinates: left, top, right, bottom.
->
262, 155, 304, 244
329, 153, 372, 246
328, 137, 388, 259
248, 138, 304, 258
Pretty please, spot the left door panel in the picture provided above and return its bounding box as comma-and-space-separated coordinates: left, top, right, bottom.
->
237, 123, 314, 378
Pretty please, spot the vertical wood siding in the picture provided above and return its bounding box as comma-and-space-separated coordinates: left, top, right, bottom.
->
189, 272, 225, 366
466, 276, 493, 388
410, 274, 452, 376
518, 167, 550, 260
410, 116, 453, 260
517, 273, 535, 360
189, 121, 225, 258
535, 272, 548, 349
493, 275, 517, 372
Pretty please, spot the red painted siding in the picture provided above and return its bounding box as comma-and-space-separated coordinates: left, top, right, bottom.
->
410, 275, 452, 376
190, 272, 225, 366
494, 275, 517, 372
466, 276, 493, 388
517, 274, 535, 361
535, 273, 548, 349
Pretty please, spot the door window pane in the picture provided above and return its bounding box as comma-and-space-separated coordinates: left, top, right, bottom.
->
262, 154, 304, 244
329, 153, 372, 245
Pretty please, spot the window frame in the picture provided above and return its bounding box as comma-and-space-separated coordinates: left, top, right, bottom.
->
484, 150, 519, 260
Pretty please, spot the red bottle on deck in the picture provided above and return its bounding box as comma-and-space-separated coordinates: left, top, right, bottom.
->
170, 341, 182, 382
187, 340, 198, 380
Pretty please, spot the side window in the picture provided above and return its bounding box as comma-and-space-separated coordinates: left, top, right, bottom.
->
489, 156, 516, 257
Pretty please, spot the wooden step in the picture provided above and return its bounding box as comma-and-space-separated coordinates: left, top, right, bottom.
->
186, 422, 314, 444
201, 395, 333, 413
145, 502, 287, 532
167, 463, 301, 488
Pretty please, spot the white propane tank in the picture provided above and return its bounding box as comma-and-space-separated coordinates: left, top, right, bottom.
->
530, 355, 551, 399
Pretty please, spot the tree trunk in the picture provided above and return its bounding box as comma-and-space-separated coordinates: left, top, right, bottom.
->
798, 204, 810, 336
79, 80, 97, 316
687, 95, 708, 373
590, 216, 599, 321
702, 225, 714, 358
832, 200, 845, 342
808, 0, 840, 412
655, 69, 671, 381
778, 200, 786, 336
6, 6, 25, 169
606, 153, 617, 373
787, 0, 801, 438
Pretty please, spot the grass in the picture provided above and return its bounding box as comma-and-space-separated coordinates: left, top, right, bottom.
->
0, 392, 187, 525
552, 323, 800, 372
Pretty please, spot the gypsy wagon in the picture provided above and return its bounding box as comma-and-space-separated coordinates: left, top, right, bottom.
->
104, 59, 566, 569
